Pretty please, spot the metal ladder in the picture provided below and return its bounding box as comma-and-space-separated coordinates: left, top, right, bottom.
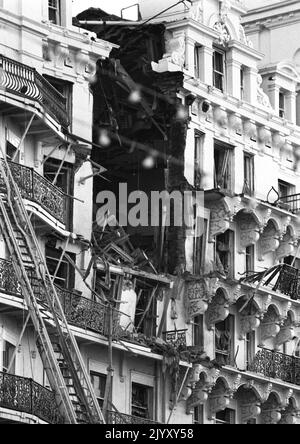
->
0, 157, 105, 424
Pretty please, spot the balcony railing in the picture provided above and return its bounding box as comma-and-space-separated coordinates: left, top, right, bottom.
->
108, 411, 159, 425
0, 160, 70, 226
276, 194, 300, 214
0, 54, 69, 128
163, 329, 187, 349
249, 348, 300, 386
241, 264, 300, 301
0, 371, 63, 423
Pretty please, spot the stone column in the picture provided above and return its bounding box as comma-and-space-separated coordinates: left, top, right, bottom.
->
243, 67, 258, 105
227, 57, 242, 99
198, 46, 213, 85
285, 91, 297, 124
267, 83, 281, 116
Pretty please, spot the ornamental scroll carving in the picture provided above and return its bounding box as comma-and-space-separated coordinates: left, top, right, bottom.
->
206, 288, 230, 329
209, 196, 242, 240
184, 279, 210, 323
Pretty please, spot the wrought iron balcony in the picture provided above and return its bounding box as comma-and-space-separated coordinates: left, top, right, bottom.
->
0, 371, 63, 423
249, 348, 300, 386
0, 54, 69, 128
108, 411, 159, 425
276, 194, 300, 214
0, 160, 71, 226
163, 329, 188, 349
241, 264, 300, 301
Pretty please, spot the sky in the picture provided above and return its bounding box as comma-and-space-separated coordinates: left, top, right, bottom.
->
72, 0, 138, 17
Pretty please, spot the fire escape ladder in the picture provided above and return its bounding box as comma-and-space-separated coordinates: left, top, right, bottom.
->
0, 158, 105, 425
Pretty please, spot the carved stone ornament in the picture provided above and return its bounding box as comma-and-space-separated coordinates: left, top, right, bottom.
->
213, 22, 230, 46
184, 279, 210, 323
257, 75, 273, 110
206, 288, 230, 329
189, 0, 204, 22
163, 31, 186, 68
209, 196, 242, 240
261, 394, 282, 424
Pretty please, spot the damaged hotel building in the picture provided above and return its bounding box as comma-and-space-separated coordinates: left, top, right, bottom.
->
0, 0, 300, 425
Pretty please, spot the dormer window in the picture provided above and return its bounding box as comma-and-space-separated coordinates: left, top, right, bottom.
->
213, 49, 225, 92
279, 91, 286, 118
48, 0, 61, 25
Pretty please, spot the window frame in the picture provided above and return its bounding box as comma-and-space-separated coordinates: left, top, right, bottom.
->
48, 0, 61, 25
213, 49, 226, 92
214, 141, 234, 193
131, 383, 154, 420
279, 91, 286, 119
243, 152, 255, 196
90, 371, 107, 409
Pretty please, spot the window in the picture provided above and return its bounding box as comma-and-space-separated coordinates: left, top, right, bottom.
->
90, 372, 107, 408
194, 46, 201, 79
279, 91, 285, 118
45, 245, 75, 289
278, 180, 295, 198
214, 141, 233, 192
193, 219, 207, 275
213, 50, 225, 92
6, 141, 19, 163
216, 408, 236, 424
215, 230, 234, 277
246, 331, 255, 370
134, 287, 157, 337
132, 383, 153, 419
48, 0, 61, 24
215, 315, 234, 366
194, 405, 204, 424
240, 67, 245, 100
43, 76, 73, 125
245, 245, 255, 275
193, 315, 204, 348
3, 341, 16, 374
243, 153, 255, 196
194, 132, 204, 190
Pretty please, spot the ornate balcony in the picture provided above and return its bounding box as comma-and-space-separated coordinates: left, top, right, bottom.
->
0, 160, 71, 226
249, 348, 300, 386
273, 193, 300, 215
108, 411, 159, 425
0, 55, 69, 128
163, 329, 188, 349
0, 371, 63, 424
241, 264, 300, 301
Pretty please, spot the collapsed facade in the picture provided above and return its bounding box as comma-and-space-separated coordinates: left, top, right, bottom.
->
1, 0, 300, 425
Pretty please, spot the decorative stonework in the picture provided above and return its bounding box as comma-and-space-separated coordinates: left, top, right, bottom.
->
163, 31, 186, 68
186, 367, 220, 414
258, 221, 280, 261
184, 279, 211, 323
257, 75, 273, 110
260, 307, 282, 346
240, 314, 261, 339
261, 394, 282, 424
208, 380, 232, 419
189, 0, 204, 22
209, 196, 242, 240
206, 288, 230, 329
213, 22, 231, 46
239, 24, 253, 48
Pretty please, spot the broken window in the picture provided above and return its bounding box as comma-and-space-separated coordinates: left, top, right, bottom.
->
216, 408, 236, 424
214, 141, 233, 192
215, 315, 234, 367
44, 158, 74, 229
244, 152, 255, 196
215, 230, 234, 277
193, 219, 207, 276
90, 372, 107, 408
45, 245, 75, 290
134, 285, 157, 337
213, 50, 225, 92
48, 0, 61, 25
43, 76, 73, 126
131, 383, 153, 419
3, 341, 16, 374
